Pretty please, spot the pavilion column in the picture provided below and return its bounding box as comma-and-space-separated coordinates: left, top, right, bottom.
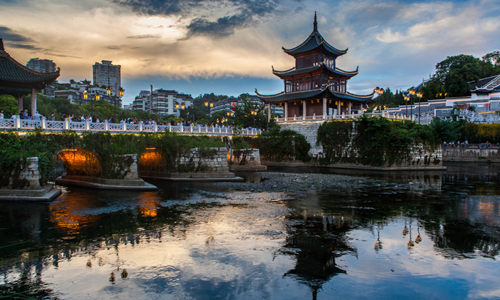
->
348, 102, 352, 115
31, 87, 37, 116
323, 97, 327, 120
303, 100, 306, 121
284, 102, 288, 122
337, 101, 341, 115
17, 96, 23, 114
267, 103, 271, 122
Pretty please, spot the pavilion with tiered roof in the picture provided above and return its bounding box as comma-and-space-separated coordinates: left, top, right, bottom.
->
256, 13, 374, 122
0, 38, 60, 116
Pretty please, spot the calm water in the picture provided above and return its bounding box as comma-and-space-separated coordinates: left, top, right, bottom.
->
1, 163, 499, 299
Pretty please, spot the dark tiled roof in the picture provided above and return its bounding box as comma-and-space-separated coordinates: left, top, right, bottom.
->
0, 39, 60, 90
256, 87, 373, 103
282, 31, 347, 57
273, 64, 358, 78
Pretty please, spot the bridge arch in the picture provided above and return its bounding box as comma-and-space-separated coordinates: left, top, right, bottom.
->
56, 147, 101, 177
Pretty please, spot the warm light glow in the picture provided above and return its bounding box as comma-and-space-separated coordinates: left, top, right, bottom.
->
58, 147, 100, 176
119, 88, 124, 97
175, 103, 179, 109
210, 103, 214, 107
106, 87, 111, 96
96, 94, 100, 101
181, 103, 185, 109
205, 101, 209, 106
83, 91, 88, 100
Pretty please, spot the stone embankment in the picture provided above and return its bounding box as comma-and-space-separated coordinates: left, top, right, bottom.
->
0, 157, 61, 201
442, 146, 500, 162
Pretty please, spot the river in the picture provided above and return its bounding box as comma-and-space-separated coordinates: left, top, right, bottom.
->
1, 162, 499, 299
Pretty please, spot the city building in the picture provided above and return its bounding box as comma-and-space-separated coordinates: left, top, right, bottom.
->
210, 95, 283, 117
93, 60, 121, 96
256, 13, 374, 122
131, 89, 193, 117
26, 58, 57, 73
42, 80, 122, 108
384, 74, 500, 118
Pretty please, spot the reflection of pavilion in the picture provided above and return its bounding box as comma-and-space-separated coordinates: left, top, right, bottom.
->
281, 213, 355, 300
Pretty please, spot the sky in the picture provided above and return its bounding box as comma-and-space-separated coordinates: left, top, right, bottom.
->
1, 0, 499, 105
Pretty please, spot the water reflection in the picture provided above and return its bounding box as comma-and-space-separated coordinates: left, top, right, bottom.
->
1, 163, 500, 299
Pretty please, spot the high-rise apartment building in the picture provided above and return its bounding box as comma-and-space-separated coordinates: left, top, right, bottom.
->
26, 58, 56, 73
92, 60, 121, 96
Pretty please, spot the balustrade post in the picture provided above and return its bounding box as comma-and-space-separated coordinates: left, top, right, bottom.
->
190, 126, 193, 133
42, 117, 46, 130
168, 124, 172, 132
206, 126, 208, 133
212, 127, 215, 134
139, 122, 143, 132
123, 122, 126, 132
180, 125, 183, 134
105, 120, 109, 131
154, 123, 158, 133
219, 127, 221, 134
313, 113, 316, 120
225, 127, 228, 134
64, 119, 69, 130
15, 116, 21, 129
85, 120, 90, 131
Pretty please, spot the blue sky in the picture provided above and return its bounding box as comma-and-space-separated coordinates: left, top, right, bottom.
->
1, 0, 499, 104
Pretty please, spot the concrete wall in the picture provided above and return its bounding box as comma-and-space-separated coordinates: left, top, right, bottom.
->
443, 148, 500, 162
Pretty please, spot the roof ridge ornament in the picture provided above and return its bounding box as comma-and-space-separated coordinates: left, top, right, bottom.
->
314, 12, 318, 32
0, 38, 4, 51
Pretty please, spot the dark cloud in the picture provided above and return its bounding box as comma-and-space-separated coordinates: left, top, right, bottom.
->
112, 0, 280, 39
0, 26, 35, 42
43, 52, 81, 59
185, 12, 253, 38
127, 34, 161, 39
5, 43, 43, 51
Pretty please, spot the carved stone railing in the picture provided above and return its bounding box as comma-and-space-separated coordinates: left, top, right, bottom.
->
0, 117, 262, 136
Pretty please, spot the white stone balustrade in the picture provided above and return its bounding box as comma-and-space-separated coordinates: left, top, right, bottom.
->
0, 117, 262, 136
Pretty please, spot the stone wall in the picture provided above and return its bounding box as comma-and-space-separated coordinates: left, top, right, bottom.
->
442, 148, 500, 162
139, 147, 236, 178
279, 121, 324, 156
229, 148, 262, 166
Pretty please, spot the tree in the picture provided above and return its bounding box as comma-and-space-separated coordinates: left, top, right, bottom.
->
482, 51, 500, 66
435, 54, 500, 97
420, 77, 446, 100
0, 95, 18, 116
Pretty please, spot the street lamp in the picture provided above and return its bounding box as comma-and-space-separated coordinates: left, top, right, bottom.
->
374, 87, 384, 114
416, 91, 422, 124
404, 95, 410, 119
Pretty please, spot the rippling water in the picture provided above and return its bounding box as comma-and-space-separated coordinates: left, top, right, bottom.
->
1, 162, 499, 299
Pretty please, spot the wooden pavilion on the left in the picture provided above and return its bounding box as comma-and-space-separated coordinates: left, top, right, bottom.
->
0, 38, 60, 116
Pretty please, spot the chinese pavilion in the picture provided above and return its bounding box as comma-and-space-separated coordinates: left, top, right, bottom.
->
0, 38, 60, 116
256, 13, 374, 122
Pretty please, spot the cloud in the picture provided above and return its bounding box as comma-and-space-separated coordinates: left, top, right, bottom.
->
112, 0, 280, 39
5, 42, 43, 51
185, 12, 253, 38
0, 25, 35, 42
127, 34, 161, 39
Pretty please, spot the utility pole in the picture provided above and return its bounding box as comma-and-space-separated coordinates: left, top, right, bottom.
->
150, 85, 153, 114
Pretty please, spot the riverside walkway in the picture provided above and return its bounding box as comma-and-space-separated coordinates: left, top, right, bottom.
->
0, 118, 262, 136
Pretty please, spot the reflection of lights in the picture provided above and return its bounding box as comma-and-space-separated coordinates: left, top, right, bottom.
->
49, 192, 100, 235
139, 192, 160, 218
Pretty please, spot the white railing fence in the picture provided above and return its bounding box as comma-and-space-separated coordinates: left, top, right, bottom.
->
0, 117, 262, 136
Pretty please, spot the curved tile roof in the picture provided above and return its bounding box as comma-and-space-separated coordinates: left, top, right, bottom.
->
256, 86, 374, 103
273, 64, 358, 78
0, 39, 60, 90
